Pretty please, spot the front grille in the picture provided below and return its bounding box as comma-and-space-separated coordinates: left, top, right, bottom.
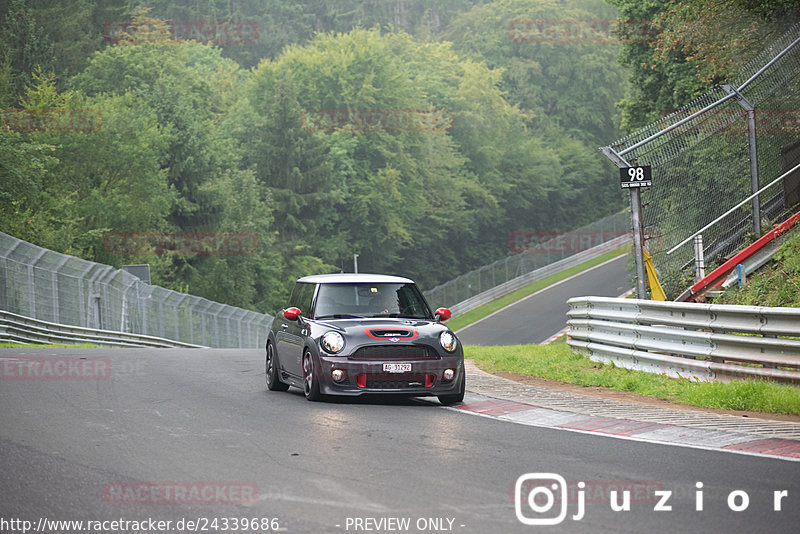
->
366, 373, 431, 389
349, 344, 438, 360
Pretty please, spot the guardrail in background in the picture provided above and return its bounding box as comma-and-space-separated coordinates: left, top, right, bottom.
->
423, 211, 630, 311
445, 234, 631, 317
0, 232, 272, 348
566, 296, 800, 384
0, 310, 205, 348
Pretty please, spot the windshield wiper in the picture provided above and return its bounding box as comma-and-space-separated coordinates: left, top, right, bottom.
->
315, 314, 364, 319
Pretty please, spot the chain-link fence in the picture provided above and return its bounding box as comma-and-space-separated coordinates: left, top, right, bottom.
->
0, 232, 272, 348
603, 23, 800, 298
423, 210, 630, 309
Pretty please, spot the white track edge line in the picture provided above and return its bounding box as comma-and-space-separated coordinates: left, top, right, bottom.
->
455, 254, 628, 334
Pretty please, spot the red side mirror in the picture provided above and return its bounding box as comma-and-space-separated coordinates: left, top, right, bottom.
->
435, 307, 451, 322
283, 307, 302, 321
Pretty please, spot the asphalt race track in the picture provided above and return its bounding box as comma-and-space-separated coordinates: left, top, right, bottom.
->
456, 254, 630, 345
1, 346, 799, 533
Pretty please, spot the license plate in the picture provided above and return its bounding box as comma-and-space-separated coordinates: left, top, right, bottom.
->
383, 363, 411, 373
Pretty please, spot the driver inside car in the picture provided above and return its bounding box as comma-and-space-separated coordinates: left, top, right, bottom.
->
372, 288, 398, 315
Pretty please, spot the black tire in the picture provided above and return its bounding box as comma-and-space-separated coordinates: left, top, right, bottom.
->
302, 351, 323, 401
266, 342, 289, 392
438, 370, 465, 405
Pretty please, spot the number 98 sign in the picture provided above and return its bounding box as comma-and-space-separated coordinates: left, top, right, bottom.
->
620, 165, 652, 189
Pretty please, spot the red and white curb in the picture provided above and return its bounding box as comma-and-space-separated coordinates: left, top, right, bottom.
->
540, 326, 569, 345
449, 393, 800, 462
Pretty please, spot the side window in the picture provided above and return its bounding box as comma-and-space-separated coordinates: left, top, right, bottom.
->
299, 283, 316, 313
397, 284, 431, 317
288, 283, 316, 314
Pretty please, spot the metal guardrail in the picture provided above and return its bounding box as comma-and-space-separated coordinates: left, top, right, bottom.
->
566, 297, 800, 383
448, 234, 631, 317
423, 211, 630, 309
0, 310, 206, 348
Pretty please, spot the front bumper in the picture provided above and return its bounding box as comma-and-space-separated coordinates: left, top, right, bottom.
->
316, 353, 464, 397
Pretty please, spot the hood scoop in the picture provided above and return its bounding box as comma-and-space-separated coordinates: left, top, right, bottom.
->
365, 328, 418, 339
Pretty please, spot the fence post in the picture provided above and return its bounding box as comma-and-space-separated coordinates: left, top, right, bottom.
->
51, 256, 69, 323
693, 234, 705, 282
722, 84, 761, 235
120, 277, 138, 332
28, 249, 48, 318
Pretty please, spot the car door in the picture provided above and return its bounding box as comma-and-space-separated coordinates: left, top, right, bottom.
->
276, 282, 316, 378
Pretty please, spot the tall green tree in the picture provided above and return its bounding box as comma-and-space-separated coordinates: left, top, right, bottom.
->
235, 71, 337, 302
258, 28, 505, 283
444, 0, 627, 233
608, 0, 799, 130
0, 0, 55, 102
71, 38, 241, 231
139, 0, 488, 67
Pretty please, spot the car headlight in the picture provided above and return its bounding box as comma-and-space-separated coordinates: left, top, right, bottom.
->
321, 331, 345, 354
439, 331, 457, 353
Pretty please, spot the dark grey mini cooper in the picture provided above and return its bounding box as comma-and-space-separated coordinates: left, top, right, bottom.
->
265, 274, 464, 404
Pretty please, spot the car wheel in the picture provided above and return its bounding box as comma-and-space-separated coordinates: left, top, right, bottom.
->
438, 370, 465, 405
266, 342, 289, 392
302, 351, 323, 401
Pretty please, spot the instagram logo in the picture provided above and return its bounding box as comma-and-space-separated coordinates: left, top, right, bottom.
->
515, 473, 584, 525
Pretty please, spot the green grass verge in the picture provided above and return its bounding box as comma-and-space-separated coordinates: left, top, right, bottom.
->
466, 342, 800, 416
0, 342, 103, 348
448, 246, 630, 332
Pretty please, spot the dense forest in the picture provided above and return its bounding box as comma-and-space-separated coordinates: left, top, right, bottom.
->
1, 0, 797, 313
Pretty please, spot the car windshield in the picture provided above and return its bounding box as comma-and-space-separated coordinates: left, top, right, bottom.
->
314, 282, 432, 320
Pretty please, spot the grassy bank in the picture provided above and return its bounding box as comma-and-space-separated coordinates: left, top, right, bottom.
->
716, 231, 800, 307
448, 246, 630, 332
466, 340, 800, 416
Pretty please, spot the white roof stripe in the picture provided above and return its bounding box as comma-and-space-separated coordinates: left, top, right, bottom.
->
297, 273, 415, 284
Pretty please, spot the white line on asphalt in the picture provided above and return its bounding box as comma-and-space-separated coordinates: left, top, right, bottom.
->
455, 254, 628, 334
540, 326, 569, 345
